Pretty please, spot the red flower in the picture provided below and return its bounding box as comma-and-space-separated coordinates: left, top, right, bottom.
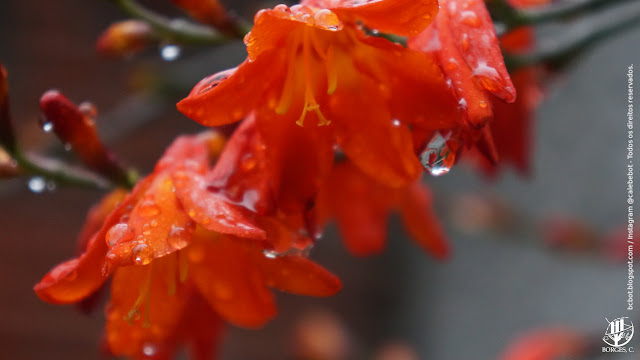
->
35, 131, 341, 359
497, 328, 587, 360
317, 161, 449, 258
178, 0, 460, 187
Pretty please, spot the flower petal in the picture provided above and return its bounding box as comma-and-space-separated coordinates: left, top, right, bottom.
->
398, 182, 450, 259
177, 51, 286, 127
34, 185, 143, 304
105, 255, 187, 359
327, 162, 394, 255
257, 255, 342, 296
409, 23, 493, 128
106, 173, 195, 267
173, 170, 267, 240
329, 71, 422, 187
189, 234, 276, 328
304, 0, 439, 36
442, 0, 516, 102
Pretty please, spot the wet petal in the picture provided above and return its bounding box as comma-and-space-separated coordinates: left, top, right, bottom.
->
304, 0, 439, 36
328, 69, 422, 187
409, 23, 493, 128
189, 234, 276, 328
443, 0, 516, 102
105, 255, 186, 359
76, 189, 128, 254
173, 170, 266, 240
398, 183, 450, 259
257, 255, 342, 296
34, 184, 145, 304
327, 162, 394, 255
106, 174, 194, 267
177, 52, 286, 126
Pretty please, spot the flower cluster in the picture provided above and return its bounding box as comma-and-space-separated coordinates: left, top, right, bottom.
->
35, 0, 544, 358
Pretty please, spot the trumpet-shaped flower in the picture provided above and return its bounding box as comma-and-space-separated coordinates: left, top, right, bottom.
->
178, 0, 461, 187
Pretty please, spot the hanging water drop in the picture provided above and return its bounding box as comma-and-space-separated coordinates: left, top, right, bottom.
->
160, 44, 181, 62
420, 132, 456, 176
263, 249, 278, 259
42, 122, 53, 133
142, 343, 157, 357
28, 177, 46, 193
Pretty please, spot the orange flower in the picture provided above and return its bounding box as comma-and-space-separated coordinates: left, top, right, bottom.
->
35, 131, 341, 359
317, 161, 449, 258
178, 0, 460, 187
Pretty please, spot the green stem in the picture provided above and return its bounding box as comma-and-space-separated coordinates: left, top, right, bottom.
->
12, 150, 111, 190
108, 0, 228, 45
490, 0, 635, 33
505, 4, 640, 71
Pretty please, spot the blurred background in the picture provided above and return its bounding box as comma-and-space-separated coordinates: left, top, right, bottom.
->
0, 0, 639, 359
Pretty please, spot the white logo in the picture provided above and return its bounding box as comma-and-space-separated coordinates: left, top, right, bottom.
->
603, 317, 634, 347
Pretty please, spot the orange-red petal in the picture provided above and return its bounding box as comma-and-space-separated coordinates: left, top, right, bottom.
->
398, 183, 450, 259
257, 255, 342, 297
34, 183, 145, 304
177, 51, 286, 126
188, 234, 276, 328
304, 0, 439, 36
105, 255, 187, 359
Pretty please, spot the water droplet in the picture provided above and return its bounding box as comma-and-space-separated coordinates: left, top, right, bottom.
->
241, 154, 257, 171
274, 4, 291, 13
196, 68, 236, 94
479, 101, 488, 108
150, 219, 158, 227
42, 122, 53, 133
392, 119, 401, 127
133, 244, 151, 265
458, 98, 467, 109
168, 225, 190, 249
263, 249, 278, 259
106, 223, 133, 247
78, 102, 98, 119
160, 44, 181, 62
420, 132, 456, 176
460, 11, 481, 27
28, 177, 46, 193
313, 9, 342, 31
142, 343, 157, 357
137, 200, 160, 217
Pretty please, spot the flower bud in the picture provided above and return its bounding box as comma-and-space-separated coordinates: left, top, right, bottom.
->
0, 62, 17, 152
39, 90, 129, 185
96, 20, 154, 58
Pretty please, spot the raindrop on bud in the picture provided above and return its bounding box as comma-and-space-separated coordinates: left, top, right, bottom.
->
420, 132, 456, 176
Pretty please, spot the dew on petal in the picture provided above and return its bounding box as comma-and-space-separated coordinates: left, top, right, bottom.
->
142, 343, 157, 357
392, 119, 401, 127
263, 249, 278, 259
106, 223, 134, 247
460, 11, 481, 27
133, 243, 151, 265
195, 68, 236, 94
420, 132, 456, 176
137, 200, 160, 217
168, 225, 190, 249
313, 9, 342, 31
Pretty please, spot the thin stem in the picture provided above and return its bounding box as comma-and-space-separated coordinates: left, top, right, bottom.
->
505, 4, 640, 71
108, 0, 228, 45
490, 0, 635, 33
12, 150, 111, 190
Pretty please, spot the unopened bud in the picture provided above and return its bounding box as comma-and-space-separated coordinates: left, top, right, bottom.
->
39, 90, 129, 185
96, 20, 154, 58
